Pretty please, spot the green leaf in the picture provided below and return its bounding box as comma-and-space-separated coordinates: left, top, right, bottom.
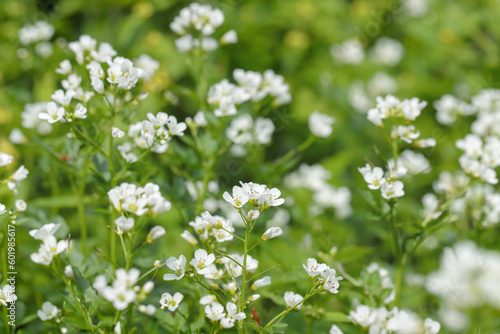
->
243, 320, 262, 331
58, 289, 79, 313
62, 316, 90, 330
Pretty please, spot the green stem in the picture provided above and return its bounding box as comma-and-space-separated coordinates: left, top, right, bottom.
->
177, 310, 192, 333
394, 254, 407, 307
276, 135, 315, 167
262, 289, 316, 331
77, 153, 90, 254
63, 277, 96, 333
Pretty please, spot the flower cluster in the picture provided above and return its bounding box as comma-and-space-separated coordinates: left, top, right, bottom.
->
285, 164, 352, 218
18, 21, 54, 58
367, 95, 428, 126
21, 102, 53, 134
455, 134, 499, 184
30, 223, 69, 265
108, 182, 172, 217
204, 301, 246, 329
226, 115, 275, 156
434, 94, 474, 126
124, 112, 187, 156
208, 68, 291, 117
303, 258, 343, 294
349, 305, 440, 334
94, 268, 154, 310
426, 241, 500, 331
170, 2, 237, 53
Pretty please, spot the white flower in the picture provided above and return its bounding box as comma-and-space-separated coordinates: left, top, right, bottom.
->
284, 291, 304, 309
68, 35, 97, 64
349, 305, 376, 328
252, 276, 271, 290
381, 181, 405, 199
107, 57, 144, 90
62, 74, 82, 91
330, 39, 365, 65
147, 226, 166, 243
239, 181, 267, 200
358, 164, 386, 190
309, 111, 335, 138
112, 127, 125, 138
0, 152, 14, 167
370, 37, 405, 66
15, 199, 28, 212
456, 134, 483, 158
91, 42, 117, 63
246, 210, 260, 222
74, 103, 87, 119
424, 318, 441, 334
329, 325, 344, 334
138, 304, 156, 315
134, 54, 159, 80
64, 265, 74, 278
159, 292, 184, 312
163, 255, 187, 281
220, 302, 246, 328
220, 30, 238, 45
0, 285, 17, 306
190, 249, 216, 274
223, 186, 249, 208
199, 295, 217, 305
39, 102, 65, 124
194, 111, 207, 126
180, 230, 198, 245
401, 97, 427, 121
0, 204, 6, 215
51, 89, 74, 107
18, 21, 54, 45
262, 227, 283, 241
303, 258, 328, 277
114, 216, 135, 232
166, 116, 187, 136
55, 60, 72, 75
393, 125, 420, 144
29, 223, 60, 241
37, 301, 59, 321
205, 302, 226, 321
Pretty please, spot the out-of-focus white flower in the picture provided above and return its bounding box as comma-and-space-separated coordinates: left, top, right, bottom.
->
146, 226, 166, 243
284, 291, 304, 309
112, 127, 125, 138
262, 227, 283, 241
37, 301, 59, 321
309, 111, 335, 138
0, 285, 17, 306
0, 153, 14, 167
220, 30, 238, 45
370, 37, 405, 66
19, 21, 54, 45
330, 39, 364, 64
15, 199, 27, 212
